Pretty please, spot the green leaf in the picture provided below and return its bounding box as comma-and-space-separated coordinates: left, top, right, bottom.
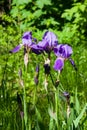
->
36, 108, 42, 122
75, 88, 80, 114
73, 103, 87, 128
36, 0, 51, 9
10, 7, 18, 18
48, 108, 57, 121
12, 0, 31, 5
33, 10, 43, 18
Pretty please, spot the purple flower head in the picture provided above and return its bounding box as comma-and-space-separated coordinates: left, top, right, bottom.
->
10, 31, 42, 54
54, 44, 73, 58
37, 31, 58, 53
53, 44, 74, 72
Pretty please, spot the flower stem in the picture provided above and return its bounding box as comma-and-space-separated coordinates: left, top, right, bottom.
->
23, 66, 29, 130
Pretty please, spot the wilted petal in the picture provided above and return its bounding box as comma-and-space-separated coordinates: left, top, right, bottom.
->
24, 53, 28, 67
9, 45, 21, 53
53, 58, 64, 71
18, 68, 22, 78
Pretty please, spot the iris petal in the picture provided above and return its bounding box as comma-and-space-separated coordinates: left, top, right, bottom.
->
63, 44, 73, 58
9, 45, 21, 53
22, 31, 32, 40
22, 31, 33, 46
31, 44, 42, 54
43, 31, 58, 46
54, 44, 73, 58
53, 58, 64, 71
37, 31, 58, 52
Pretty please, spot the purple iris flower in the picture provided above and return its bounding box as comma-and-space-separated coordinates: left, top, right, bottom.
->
54, 44, 72, 58
53, 44, 74, 71
10, 31, 42, 54
37, 31, 58, 53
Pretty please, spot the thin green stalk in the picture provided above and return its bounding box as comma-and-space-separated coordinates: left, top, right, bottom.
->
23, 66, 29, 130
33, 86, 37, 106
23, 85, 28, 130
55, 87, 59, 129
22, 118, 24, 130
29, 118, 31, 130
55, 72, 60, 129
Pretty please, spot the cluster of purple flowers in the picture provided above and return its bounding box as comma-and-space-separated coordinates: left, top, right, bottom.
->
10, 31, 75, 72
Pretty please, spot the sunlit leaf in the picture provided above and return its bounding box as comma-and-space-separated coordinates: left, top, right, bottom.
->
73, 103, 87, 128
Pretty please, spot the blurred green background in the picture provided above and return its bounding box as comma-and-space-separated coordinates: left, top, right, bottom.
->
0, 0, 87, 129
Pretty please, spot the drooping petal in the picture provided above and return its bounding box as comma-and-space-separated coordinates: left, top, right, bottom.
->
24, 53, 28, 67
37, 41, 47, 49
53, 58, 64, 71
9, 44, 21, 53
31, 44, 43, 54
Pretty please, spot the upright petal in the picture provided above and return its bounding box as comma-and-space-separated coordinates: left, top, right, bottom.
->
22, 31, 33, 46
53, 58, 64, 71
9, 44, 21, 53
43, 31, 58, 48
22, 31, 32, 40
63, 44, 73, 58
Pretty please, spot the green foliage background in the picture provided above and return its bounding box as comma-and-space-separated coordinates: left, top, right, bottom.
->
0, 0, 87, 129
